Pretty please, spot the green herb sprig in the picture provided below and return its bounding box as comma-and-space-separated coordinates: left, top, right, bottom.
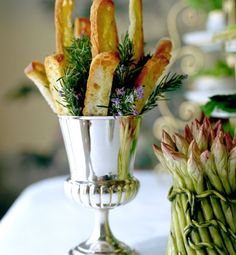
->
141, 73, 188, 114
107, 86, 144, 116
112, 33, 151, 90
60, 36, 92, 115
59, 34, 185, 116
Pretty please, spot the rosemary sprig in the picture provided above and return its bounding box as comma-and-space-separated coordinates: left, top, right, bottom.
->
141, 73, 188, 114
59, 34, 185, 116
107, 33, 150, 115
106, 86, 144, 116
112, 33, 151, 90
60, 36, 92, 115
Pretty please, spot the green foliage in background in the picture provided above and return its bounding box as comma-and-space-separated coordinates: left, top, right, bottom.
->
186, 0, 222, 12
195, 60, 235, 78
202, 94, 236, 116
6, 83, 38, 101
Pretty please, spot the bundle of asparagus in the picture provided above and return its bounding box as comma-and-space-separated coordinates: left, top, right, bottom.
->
24, 0, 186, 117
153, 118, 236, 255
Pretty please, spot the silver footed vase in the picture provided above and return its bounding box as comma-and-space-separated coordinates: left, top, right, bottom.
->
59, 116, 142, 255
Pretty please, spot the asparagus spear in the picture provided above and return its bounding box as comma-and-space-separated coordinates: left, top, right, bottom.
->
188, 148, 228, 255
200, 150, 236, 253
228, 147, 236, 193
174, 199, 188, 255
154, 118, 236, 255
211, 134, 231, 195
161, 143, 205, 255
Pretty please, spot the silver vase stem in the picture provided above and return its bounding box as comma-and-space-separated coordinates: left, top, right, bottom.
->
73, 210, 119, 254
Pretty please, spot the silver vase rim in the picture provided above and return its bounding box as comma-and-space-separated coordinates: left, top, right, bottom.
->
58, 115, 142, 120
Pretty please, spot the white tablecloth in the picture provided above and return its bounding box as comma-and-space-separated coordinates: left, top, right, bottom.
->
0, 171, 172, 255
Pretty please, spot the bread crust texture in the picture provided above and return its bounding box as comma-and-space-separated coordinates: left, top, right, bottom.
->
135, 39, 173, 113
83, 52, 120, 116
90, 0, 119, 58
44, 54, 69, 115
129, 0, 144, 63
74, 17, 91, 38
55, 0, 74, 53
24, 61, 57, 112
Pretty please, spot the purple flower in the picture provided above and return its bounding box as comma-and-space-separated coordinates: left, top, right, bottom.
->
115, 87, 125, 96
135, 86, 144, 99
111, 97, 120, 106
75, 92, 82, 101
59, 90, 65, 97
132, 109, 139, 116
115, 111, 123, 116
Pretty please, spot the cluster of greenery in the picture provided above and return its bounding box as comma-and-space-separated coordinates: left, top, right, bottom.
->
60, 34, 186, 116
202, 94, 236, 116
186, 0, 223, 12
60, 37, 92, 116
196, 60, 235, 78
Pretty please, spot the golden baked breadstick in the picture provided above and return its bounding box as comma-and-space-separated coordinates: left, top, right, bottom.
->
134, 39, 172, 113
44, 54, 68, 115
153, 39, 172, 60
74, 17, 91, 38
128, 0, 144, 63
24, 62, 57, 113
55, 0, 74, 53
90, 0, 119, 58
83, 52, 120, 116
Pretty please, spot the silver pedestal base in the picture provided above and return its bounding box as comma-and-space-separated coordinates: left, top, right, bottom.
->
69, 241, 138, 255
68, 209, 139, 255
65, 179, 140, 255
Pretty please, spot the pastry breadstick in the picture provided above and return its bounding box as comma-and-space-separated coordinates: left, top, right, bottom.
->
24, 62, 57, 113
44, 54, 68, 115
90, 0, 119, 58
128, 0, 144, 63
55, 0, 74, 53
153, 39, 172, 59
74, 17, 91, 38
134, 39, 172, 113
83, 52, 120, 116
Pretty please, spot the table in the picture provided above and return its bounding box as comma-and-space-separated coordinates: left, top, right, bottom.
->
0, 171, 172, 255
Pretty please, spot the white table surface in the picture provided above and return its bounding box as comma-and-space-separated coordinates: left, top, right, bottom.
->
0, 171, 172, 255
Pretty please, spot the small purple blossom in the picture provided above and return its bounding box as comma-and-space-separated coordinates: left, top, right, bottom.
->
109, 86, 143, 116
111, 97, 121, 106
75, 92, 82, 101
115, 111, 123, 117
59, 90, 65, 97
132, 109, 139, 116
135, 86, 144, 99
115, 87, 125, 96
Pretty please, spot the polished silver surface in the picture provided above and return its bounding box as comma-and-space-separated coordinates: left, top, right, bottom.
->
59, 116, 142, 255
69, 210, 138, 255
64, 178, 139, 209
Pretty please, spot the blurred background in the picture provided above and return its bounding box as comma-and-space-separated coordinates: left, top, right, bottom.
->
0, 0, 235, 218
